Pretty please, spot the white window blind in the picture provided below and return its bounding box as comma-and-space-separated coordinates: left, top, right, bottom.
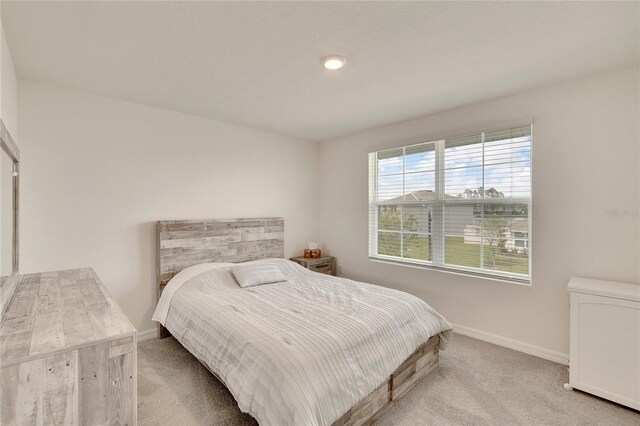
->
368, 125, 532, 284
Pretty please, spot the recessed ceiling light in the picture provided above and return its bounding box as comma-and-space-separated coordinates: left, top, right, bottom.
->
323, 55, 346, 70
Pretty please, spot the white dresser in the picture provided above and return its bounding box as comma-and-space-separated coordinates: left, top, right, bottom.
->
567, 277, 640, 410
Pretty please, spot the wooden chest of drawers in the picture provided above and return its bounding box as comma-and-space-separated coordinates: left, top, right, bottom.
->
290, 256, 336, 276
0, 268, 137, 425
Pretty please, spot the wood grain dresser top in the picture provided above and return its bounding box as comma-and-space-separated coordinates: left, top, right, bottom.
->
1, 268, 136, 366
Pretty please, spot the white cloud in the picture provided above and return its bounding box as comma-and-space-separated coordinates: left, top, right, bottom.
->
378, 156, 403, 175
465, 178, 479, 188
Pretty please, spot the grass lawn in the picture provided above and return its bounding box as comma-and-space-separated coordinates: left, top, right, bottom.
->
403, 234, 430, 261
378, 233, 528, 275
445, 236, 529, 275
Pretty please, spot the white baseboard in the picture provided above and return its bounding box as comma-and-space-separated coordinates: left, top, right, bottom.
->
137, 328, 157, 342
450, 322, 569, 365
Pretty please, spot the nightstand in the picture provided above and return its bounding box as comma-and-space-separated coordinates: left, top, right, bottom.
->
290, 256, 336, 276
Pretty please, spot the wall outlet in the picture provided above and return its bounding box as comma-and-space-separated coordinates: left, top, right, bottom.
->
338, 263, 344, 274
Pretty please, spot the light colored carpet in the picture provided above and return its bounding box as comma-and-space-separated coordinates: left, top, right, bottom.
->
137, 334, 639, 425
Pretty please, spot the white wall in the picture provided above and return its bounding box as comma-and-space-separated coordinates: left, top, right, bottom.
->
0, 21, 18, 139
318, 66, 640, 358
18, 81, 320, 333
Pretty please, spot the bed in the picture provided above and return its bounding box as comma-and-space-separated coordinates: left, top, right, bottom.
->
153, 218, 452, 426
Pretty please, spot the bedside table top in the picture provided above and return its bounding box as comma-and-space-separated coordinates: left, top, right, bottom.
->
290, 256, 334, 262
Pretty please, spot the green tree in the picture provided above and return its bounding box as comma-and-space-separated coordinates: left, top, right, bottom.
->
378, 206, 401, 231
378, 206, 417, 232
458, 187, 508, 268
377, 206, 421, 258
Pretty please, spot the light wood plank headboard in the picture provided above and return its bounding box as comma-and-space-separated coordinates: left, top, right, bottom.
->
156, 217, 284, 338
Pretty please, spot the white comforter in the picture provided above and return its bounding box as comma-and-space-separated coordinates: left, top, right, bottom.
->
153, 259, 452, 426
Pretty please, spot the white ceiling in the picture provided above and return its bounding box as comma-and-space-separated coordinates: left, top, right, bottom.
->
2, 1, 639, 142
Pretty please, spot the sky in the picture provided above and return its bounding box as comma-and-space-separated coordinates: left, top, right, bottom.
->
376, 135, 531, 201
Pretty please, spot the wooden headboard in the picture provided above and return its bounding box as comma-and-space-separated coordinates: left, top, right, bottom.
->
156, 217, 284, 338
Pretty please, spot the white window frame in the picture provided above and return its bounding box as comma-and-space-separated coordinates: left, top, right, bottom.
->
368, 125, 532, 285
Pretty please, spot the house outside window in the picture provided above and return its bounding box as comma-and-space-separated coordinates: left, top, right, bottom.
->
368, 125, 532, 284
513, 231, 529, 250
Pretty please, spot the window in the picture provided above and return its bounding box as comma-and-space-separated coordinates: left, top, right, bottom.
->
368, 125, 531, 283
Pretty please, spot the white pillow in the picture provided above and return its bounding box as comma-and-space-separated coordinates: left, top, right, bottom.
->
231, 263, 287, 288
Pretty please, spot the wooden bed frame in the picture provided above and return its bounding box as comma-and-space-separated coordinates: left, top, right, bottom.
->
156, 217, 441, 426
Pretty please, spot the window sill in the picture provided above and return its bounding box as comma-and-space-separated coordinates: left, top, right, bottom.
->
368, 256, 531, 286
